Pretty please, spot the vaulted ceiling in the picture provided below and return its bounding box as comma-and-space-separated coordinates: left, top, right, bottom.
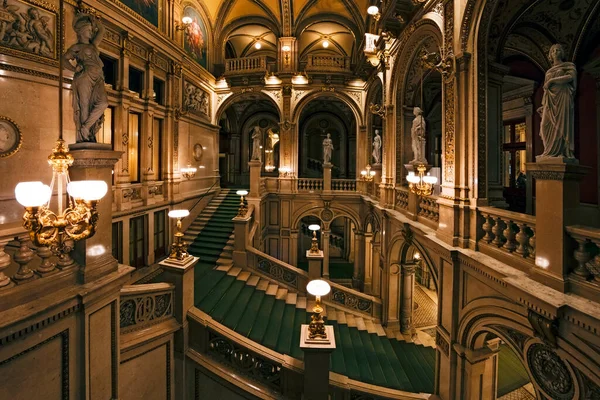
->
198, 0, 419, 65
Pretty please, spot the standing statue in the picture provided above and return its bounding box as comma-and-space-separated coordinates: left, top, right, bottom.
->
410, 107, 427, 163
322, 133, 334, 164
63, 13, 108, 143
251, 126, 262, 161
538, 44, 577, 159
372, 130, 382, 164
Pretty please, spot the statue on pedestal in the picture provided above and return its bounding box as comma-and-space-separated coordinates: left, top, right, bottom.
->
251, 126, 261, 161
63, 13, 108, 143
322, 133, 334, 164
410, 107, 427, 163
538, 44, 577, 159
372, 130, 382, 165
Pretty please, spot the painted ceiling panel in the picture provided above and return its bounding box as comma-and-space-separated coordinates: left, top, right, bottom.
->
293, 0, 311, 20
298, 21, 354, 56
261, 0, 282, 21
228, 25, 278, 58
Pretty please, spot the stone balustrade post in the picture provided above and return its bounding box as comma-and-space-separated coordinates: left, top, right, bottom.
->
527, 160, 589, 291
323, 163, 332, 193
321, 230, 330, 278
306, 250, 323, 280
233, 212, 251, 268
160, 255, 199, 400
248, 160, 262, 198
13, 234, 34, 283
300, 325, 336, 400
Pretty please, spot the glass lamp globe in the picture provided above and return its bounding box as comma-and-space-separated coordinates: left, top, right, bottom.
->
236, 190, 249, 196
15, 181, 51, 207
308, 224, 321, 232
307, 279, 331, 297
168, 209, 190, 219
182, 16, 192, 25
367, 5, 379, 15
68, 180, 108, 201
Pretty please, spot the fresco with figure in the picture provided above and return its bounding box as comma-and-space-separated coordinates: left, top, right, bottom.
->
0, 0, 57, 63
118, 0, 158, 27
183, 6, 207, 69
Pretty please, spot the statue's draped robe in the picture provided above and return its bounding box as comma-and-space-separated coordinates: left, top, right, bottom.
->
540, 62, 577, 158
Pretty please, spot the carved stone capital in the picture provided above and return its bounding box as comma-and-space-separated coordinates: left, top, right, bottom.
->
527, 310, 558, 347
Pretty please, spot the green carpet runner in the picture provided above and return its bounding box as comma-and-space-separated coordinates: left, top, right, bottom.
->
189, 190, 436, 393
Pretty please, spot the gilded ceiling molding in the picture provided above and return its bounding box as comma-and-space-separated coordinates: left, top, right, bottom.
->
291, 90, 364, 127
281, 0, 291, 36
215, 91, 281, 124
442, 0, 455, 184
260, 89, 284, 115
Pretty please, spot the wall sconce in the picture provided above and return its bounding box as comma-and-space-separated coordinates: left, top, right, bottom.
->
176, 16, 192, 32
407, 164, 437, 196
421, 47, 455, 81
167, 209, 190, 260
282, 44, 291, 67
306, 279, 331, 340
308, 224, 321, 254
279, 166, 292, 177
181, 164, 197, 179
367, 5, 381, 20
292, 73, 309, 85
369, 103, 386, 119
236, 190, 248, 217
360, 164, 376, 181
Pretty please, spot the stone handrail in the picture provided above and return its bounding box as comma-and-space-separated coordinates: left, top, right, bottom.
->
332, 179, 356, 192
305, 55, 351, 72
325, 280, 382, 318
478, 206, 536, 262
566, 225, 600, 281
297, 178, 323, 192
224, 55, 267, 75
246, 247, 309, 292
395, 187, 409, 211
188, 307, 429, 399
119, 282, 175, 334
418, 195, 439, 223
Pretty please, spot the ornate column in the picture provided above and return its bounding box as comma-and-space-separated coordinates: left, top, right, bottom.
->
353, 230, 365, 290
400, 263, 416, 334
278, 37, 297, 73
454, 340, 500, 400
372, 241, 382, 297
321, 230, 330, 278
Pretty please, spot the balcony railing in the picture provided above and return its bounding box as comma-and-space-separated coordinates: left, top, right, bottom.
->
478, 207, 536, 266
566, 225, 600, 281
418, 195, 439, 224
305, 55, 351, 72
297, 178, 323, 192
224, 55, 267, 75
332, 179, 356, 192
395, 187, 409, 211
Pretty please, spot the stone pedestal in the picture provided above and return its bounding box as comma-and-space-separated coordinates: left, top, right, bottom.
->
306, 250, 323, 279
527, 160, 589, 291
300, 325, 336, 400
160, 256, 199, 400
323, 163, 332, 193
248, 160, 262, 198
232, 213, 252, 268
69, 146, 123, 283
455, 341, 500, 400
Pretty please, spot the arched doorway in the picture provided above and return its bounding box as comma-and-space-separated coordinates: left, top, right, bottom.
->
297, 96, 357, 178
217, 94, 280, 187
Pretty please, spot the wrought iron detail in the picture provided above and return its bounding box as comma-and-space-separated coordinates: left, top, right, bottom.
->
257, 258, 298, 288
331, 288, 373, 314
526, 343, 574, 399
119, 291, 173, 332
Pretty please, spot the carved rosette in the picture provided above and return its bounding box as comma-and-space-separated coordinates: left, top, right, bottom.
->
526, 343, 575, 399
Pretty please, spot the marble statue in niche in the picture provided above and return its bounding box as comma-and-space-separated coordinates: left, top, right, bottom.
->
372, 129, 382, 165
63, 13, 108, 143
251, 126, 261, 161
184, 82, 209, 116
538, 44, 577, 160
323, 133, 333, 165
410, 107, 427, 163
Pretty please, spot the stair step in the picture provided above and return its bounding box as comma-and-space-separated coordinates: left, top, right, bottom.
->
275, 288, 288, 300
337, 311, 347, 324
248, 296, 276, 343
296, 296, 307, 309
355, 317, 367, 331
237, 271, 251, 282
291, 308, 308, 360
345, 313, 357, 328
375, 324, 386, 337
364, 319, 376, 334
227, 267, 242, 277
216, 264, 232, 272
349, 327, 375, 384
370, 334, 402, 389
210, 280, 246, 320
246, 275, 260, 286
222, 286, 255, 329
256, 279, 269, 291
236, 290, 266, 336
286, 292, 297, 304
266, 284, 278, 296
262, 301, 286, 349
327, 308, 337, 321
336, 324, 361, 380
359, 330, 388, 387
275, 304, 297, 355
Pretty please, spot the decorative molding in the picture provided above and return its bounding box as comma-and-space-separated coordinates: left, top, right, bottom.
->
443, 0, 455, 184
119, 289, 173, 333
528, 310, 558, 348
0, 63, 71, 82
435, 329, 450, 356
330, 287, 373, 314
256, 257, 298, 289
0, 329, 69, 399
526, 343, 574, 400
0, 305, 78, 345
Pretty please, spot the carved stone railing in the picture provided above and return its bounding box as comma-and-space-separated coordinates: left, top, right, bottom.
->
332, 179, 356, 192
247, 247, 309, 292
566, 225, 600, 281
224, 55, 267, 75
326, 280, 382, 318
119, 283, 174, 334
478, 207, 536, 264
297, 178, 323, 192
418, 195, 439, 223
305, 55, 351, 72
395, 187, 409, 211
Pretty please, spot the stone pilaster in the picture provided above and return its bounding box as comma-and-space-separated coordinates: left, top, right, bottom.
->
321, 230, 330, 278
353, 231, 365, 290
323, 163, 332, 193
400, 263, 416, 334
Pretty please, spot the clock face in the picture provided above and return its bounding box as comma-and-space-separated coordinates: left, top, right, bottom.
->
0, 118, 21, 158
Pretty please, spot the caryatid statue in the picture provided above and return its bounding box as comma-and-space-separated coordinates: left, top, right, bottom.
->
322, 133, 334, 164
63, 13, 108, 143
372, 129, 382, 164
251, 126, 262, 161
538, 44, 577, 159
410, 107, 427, 163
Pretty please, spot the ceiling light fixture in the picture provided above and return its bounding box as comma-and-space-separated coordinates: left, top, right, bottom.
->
322, 40, 329, 48
367, 5, 381, 21
254, 41, 262, 50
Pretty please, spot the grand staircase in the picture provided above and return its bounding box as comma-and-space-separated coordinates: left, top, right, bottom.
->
184, 189, 436, 394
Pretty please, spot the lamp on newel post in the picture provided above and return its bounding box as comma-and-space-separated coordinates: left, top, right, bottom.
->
236, 190, 248, 217
308, 224, 321, 254
167, 209, 190, 261
306, 279, 331, 340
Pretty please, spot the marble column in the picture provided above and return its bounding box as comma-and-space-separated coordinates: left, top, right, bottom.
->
400, 263, 416, 334
352, 231, 365, 290
69, 147, 122, 283
321, 230, 330, 278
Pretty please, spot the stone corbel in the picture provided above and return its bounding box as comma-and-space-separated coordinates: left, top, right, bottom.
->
528, 310, 559, 348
